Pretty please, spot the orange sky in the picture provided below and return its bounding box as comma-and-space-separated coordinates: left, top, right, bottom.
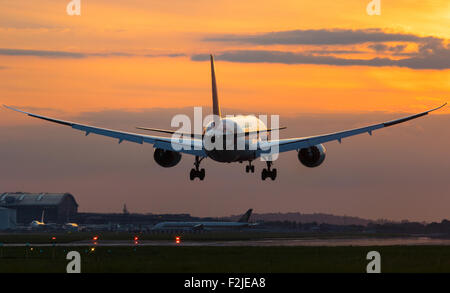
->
0, 0, 449, 120
0, 0, 449, 220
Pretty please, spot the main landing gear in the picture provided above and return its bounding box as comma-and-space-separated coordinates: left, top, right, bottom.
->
190, 156, 205, 181
245, 161, 255, 173
261, 161, 277, 181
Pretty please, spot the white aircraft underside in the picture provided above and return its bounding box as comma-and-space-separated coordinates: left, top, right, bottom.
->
4, 55, 446, 181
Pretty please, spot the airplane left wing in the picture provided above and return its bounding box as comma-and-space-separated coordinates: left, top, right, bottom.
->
260, 103, 446, 154
4, 105, 206, 156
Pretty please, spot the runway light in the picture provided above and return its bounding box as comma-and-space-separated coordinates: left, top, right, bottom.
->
175, 236, 181, 244
90, 247, 96, 252
92, 235, 99, 241
51, 236, 56, 240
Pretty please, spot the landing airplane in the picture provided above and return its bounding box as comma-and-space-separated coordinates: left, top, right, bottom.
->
152, 209, 257, 231
4, 55, 446, 181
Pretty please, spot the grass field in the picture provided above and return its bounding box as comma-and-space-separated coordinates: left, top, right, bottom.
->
1, 245, 450, 273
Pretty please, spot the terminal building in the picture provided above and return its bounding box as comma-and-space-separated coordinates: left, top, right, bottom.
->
0, 192, 78, 224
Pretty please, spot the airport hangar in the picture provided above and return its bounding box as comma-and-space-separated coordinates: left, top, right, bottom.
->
0, 192, 78, 225
0, 192, 199, 229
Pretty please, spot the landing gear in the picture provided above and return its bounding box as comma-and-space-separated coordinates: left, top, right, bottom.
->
245, 161, 255, 173
261, 161, 277, 181
190, 156, 205, 181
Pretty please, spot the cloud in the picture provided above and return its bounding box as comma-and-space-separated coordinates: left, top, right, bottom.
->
368, 44, 407, 53
0, 48, 186, 59
194, 49, 450, 69
198, 28, 450, 70
193, 50, 396, 67
204, 29, 429, 45
0, 48, 86, 58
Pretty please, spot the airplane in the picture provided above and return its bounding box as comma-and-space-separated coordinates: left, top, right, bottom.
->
4, 55, 446, 181
63, 222, 80, 231
30, 210, 46, 229
151, 209, 257, 231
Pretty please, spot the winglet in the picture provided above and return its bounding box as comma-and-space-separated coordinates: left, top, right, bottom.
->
3, 104, 28, 115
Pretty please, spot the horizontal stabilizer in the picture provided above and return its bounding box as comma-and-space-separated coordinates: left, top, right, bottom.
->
136, 126, 287, 138
136, 127, 203, 139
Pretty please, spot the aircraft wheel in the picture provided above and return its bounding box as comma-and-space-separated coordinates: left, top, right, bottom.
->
251, 165, 255, 173
261, 169, 268, 180
270, 168, 277, 180
245, 165, 250, 173
200, 168, 206, 180
189, 169, 196, 180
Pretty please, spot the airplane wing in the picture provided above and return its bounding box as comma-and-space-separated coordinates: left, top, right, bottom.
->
260, 103, 446, 154
4, 105, 206, 156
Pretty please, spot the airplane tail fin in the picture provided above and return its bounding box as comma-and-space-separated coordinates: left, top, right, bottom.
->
41, 210, 45, 223
210, 54, 221, 118
238, 209, 253, 223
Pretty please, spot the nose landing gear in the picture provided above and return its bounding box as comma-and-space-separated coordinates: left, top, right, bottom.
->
261, 161, 277, 181
190, 156, 205, 181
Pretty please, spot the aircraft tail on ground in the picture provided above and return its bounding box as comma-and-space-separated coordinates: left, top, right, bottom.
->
238, 209, 253, 223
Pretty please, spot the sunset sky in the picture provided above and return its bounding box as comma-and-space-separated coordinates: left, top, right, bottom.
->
0, 1, 449, 221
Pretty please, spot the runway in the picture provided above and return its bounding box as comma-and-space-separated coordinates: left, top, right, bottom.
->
4, 237, 450, 247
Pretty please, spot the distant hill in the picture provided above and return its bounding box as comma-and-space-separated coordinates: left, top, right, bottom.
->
226, 212, 389, 226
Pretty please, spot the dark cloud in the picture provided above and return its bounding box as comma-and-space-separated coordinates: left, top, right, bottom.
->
199, 28, 450, 69
368, 44, 407, 53
0, 48, 86, 58
192, 43, 450, 69
193, 50, 395, 66
0, 48, 185, 59
1, 107, 449, 222
204, 29, 428, 45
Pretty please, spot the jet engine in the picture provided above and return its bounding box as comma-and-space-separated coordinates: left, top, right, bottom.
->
153, 148, 182, 168
297, 144, 326, 168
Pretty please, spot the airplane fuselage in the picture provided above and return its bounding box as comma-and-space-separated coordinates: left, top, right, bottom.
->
203, 115, 267, 163
152, 221, 252, 230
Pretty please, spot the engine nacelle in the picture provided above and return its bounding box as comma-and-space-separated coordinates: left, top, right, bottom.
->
298, 144, 326, 168
153, 148, 182, 168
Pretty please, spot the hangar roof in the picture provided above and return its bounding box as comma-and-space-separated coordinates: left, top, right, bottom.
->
0, 192, 78, 207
